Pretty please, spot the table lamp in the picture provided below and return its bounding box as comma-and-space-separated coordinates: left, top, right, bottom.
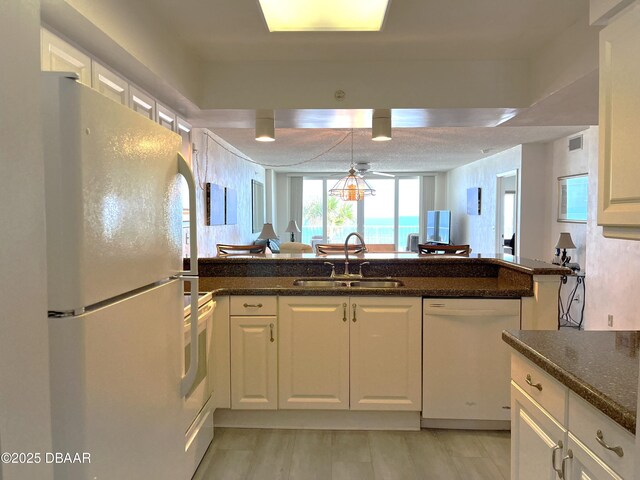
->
258, 223, 279, 251
285, 220, 301, 242
555, 232, 576, 266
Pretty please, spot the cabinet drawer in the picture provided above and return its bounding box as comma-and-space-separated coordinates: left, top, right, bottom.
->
568, 392, 634, 479
511, 353, 568, 424
230, 296, 277, 316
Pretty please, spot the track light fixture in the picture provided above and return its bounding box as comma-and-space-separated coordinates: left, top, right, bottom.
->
255, 110, 275, 142
372, 108, 392, 141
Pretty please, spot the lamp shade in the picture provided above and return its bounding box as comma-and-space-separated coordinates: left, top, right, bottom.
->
555, 232, 576, 249
285, 220, 301, 234
258, 223, 278, 240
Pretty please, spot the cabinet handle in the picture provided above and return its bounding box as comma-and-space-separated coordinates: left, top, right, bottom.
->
342, 302, 347, 322
352, 303, 357, 322
596, 430, 624, 457
269, 323, 275, 343
551, 440, 563, 478
560, 450, 573, 479
243, 303, 263, 308
526, 374, 543, 391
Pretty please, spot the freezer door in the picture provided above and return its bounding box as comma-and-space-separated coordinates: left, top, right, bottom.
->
42, 73, 183, 313
48, 279, 191, 480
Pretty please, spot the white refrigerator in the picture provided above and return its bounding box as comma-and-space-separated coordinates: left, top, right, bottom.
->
42, 72, 204, 480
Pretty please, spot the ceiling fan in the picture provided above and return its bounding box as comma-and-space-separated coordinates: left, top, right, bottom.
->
354, 162, 395, 178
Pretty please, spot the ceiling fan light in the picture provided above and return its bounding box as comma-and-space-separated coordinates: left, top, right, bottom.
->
372, 109, 392, 141
255, 113, 275, 142
329, 168, 376, 201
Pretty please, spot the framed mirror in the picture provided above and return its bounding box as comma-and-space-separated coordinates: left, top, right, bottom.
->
252, 180, 265, 233
558, 174, 588, 223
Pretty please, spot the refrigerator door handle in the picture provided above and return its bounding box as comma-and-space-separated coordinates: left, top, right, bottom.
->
181, 276, 200, 397
178, 153, 198, 276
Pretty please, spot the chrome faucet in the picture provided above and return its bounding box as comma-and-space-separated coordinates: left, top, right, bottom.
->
343, 232, 367, 277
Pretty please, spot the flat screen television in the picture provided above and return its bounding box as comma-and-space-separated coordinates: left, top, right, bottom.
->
426, 210, 451, 244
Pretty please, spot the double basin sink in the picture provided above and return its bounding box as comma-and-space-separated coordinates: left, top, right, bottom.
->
293, 278, 404, 288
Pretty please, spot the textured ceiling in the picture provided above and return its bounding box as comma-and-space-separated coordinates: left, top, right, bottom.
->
209, 126, 588, 173
144, 0, 589, 62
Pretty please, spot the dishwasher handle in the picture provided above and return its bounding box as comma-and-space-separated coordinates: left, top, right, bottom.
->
424, 307, 515, 317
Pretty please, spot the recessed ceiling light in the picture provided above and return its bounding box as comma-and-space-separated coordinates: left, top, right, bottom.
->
258, 0, 391, 32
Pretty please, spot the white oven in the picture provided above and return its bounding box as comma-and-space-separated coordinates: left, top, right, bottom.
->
183, 291, 214, 477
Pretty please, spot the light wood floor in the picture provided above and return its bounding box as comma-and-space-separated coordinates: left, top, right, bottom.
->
193, 428, 510, 480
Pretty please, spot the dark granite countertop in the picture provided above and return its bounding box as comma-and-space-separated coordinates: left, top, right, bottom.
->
198, 275, 532, 298
503, 330, 639, 434
190, 253, 569, 279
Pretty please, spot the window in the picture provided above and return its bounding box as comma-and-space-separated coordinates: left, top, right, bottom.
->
301, 179, 323, 244
558, 174, 588, 223
363, 179, 395, 245
302, 176, 421, 250
326, 183, 358, 242
398, 178, 420, 251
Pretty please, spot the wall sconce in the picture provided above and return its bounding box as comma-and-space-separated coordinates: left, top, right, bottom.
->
372, 108, 392, 141
255, 110, 275, 142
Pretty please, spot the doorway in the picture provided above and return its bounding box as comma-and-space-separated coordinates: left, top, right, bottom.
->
496, 171, 518, 256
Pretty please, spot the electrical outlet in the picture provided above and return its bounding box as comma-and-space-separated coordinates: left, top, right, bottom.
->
608, 314, 614, 327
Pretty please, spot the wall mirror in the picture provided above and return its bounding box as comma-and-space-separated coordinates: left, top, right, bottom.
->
558, 174, 588, 223
252, 180, 265, 233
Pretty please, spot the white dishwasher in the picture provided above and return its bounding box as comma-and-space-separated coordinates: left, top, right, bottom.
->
422, 298, 520, 424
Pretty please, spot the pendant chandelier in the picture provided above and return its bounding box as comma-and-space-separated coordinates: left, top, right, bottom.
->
328, 130, 376, 201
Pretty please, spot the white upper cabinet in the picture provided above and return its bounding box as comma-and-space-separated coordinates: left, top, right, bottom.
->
156, 102, 177, 132
129, 86, 156, 120
177, 118, 193, 167
41, 28, 91, 86
597, 3, 640, 240
91, 61, 129, 105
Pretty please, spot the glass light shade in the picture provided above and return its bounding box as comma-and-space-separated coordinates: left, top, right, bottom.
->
258, 0, 390, 32
555, 232, 576, 249
329, 168, 376, 201
258, 223, 279, 240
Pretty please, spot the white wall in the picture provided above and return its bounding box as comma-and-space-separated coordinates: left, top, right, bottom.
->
447, 146, 522, 254
585, 127, 640, 330
519, 143, 553, 261
192, 129, 265, 257
545, 131, 590, 266
0, 0, 54, 478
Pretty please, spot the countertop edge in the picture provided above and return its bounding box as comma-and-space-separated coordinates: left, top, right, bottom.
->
502, 331, 636, 434
204, 286, 532, 298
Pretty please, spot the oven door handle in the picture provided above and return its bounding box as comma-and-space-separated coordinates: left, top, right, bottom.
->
181, 277, 199, 397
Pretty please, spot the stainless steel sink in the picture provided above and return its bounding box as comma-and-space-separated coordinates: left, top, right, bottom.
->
293, 278, 404, 288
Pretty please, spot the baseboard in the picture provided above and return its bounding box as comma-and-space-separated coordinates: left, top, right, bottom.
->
214, 409, 421, 431
421, 418, 511, 430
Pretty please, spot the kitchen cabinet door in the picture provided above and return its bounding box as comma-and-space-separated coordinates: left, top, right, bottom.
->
598, 3, 640, 240
349, 297, 421, 411
91, 61, 129, 105
230, 315, 277, 410
566, 433, 623, 480
511, 383, 567, 480
129, 85, 156, 120
41, 28, 91, 86
156, 102, 177, 132
278, 296, 349, 410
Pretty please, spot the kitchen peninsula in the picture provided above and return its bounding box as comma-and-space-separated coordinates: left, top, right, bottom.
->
187, 253, 570, 432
